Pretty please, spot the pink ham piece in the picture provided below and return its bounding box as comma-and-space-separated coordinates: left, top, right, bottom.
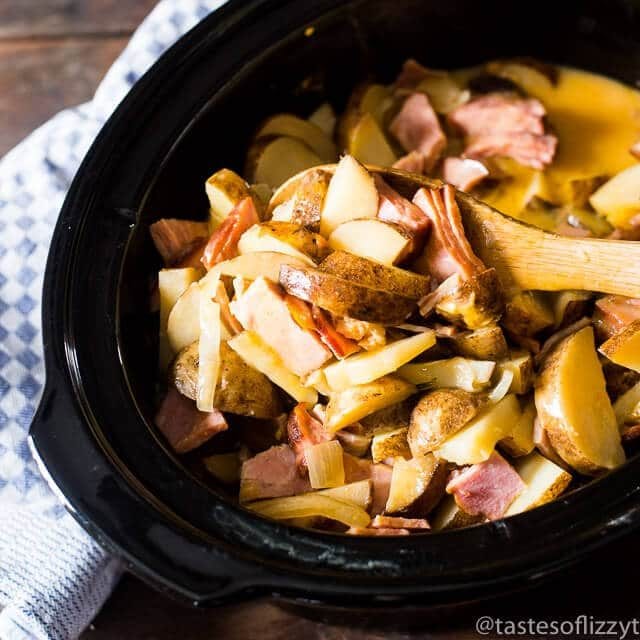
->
389, 93, 446, 172
393, 58, 433, 90
201, 197, 260, 269
346, 527, 410, 536
446, 451, 525, 520
287, 403, 330, 469
447, 94, 557, 170
155, 387, 228, 453
593, 295, 640, 340
374, 175, 430, 255
240, 445, 311, 500
393, 151, 425, 174
413, 184, 486, 282
150, 219, 209, 266
371, 515, 430, 530
231, 276, 332, 376
442, 157, 489, 192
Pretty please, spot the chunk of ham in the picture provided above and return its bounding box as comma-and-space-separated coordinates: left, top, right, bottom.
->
231, 277, 332, 376
155, 387, 228, 453
374, 175, 430, 255
287, 403, 330, 469
413, 184, 485, 282
393, 151, 425, 174
201, 197, 260, 269
393, 58, 433, 90
346, 527, 410, 536
240, 445, 311, 500
446, 451, 525, 520
389, 93, 446, 172
442, 157, 489, 192
594, 295, 640, 340
371, 515, 430, 529
150, 219, 209, 266
447, 94, 557, 170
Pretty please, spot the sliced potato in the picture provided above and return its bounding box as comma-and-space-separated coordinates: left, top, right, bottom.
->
158, 267, 201, 368
205, 168, 251, 229
385, 454, 447, 516
328, 219, 410, 266
279, 264, 418, 325
321, 331, 436, 392
590, 163, 640, 228
447, 325, 509, 361
211, 251, 309, 283
238, 221, 329, 265
371, 427, 410, 463
497, 351, 534, 395
502, 291, 554, 337
535, 326, 625, 475
416, 73, 469, 114
319, 155, 379, 237
256, 113, 337, 162
320, 251, 431, 300
431, 495, 484, 531
599, 319, 640, 373
434, 394, 521, 465
197, 297, 221, 412
166, 282, 201, 353
228, 331, 317, 404
499, 400, 536, 457
325, 375, 416, 433
345, 113, 397, 166
337, 83, 392, 150
613, 380, 640, 426
171, 341, 283, 418
245, 136, 322, 188
552, 290, 592, 329
360, 400, 413, 435
408, 389, 485, 457
308, 102, 337, 137
505, 451, 572, 516
399, 357, 495, 393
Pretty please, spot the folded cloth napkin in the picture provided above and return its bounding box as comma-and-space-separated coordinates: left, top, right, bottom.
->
0, 1, 226, 638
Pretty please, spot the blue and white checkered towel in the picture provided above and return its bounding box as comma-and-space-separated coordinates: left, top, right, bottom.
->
0, 2, 225, 638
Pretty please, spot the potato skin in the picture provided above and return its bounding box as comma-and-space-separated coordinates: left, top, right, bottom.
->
288, 169, 331, 231
408, 389, 484, 457
279, 264, 418, 325
171, 341, 283, 418
447, 325, 509, 361
256, 221, 331, 263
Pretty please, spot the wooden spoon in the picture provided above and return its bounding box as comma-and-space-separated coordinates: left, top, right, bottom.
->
271, 165, 640, 298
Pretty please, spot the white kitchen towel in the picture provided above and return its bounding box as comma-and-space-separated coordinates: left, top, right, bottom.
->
0, 1, 226, 638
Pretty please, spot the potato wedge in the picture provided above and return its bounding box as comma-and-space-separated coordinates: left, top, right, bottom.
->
328, 219, 411, 266
408, 389, 485, 457
535, 326, 625, 475
344, 113, 397, 167
238, 221, 329, 265
166, 282, 201, 354
256, 113, 337, 162
270, 169, 331, 232
503, 291, 554, 337
434, 394, 521, 465
205, 169, 252, 229
319, 480, 372, 510
505, 451, 572, 516
279, 264, 418, 325
552, 290, 592, 329
325, 375, 416, 433
371, 427, 410, 463
431, 495, 484, 531
321, 331, 436, 392
228, 330, 317, 404
385, 454, 447, 516
360, 400, 413, 435
337, 83, 392, 150
497, 351, 534, 395
245, 136, 322, 188
590, 163, 640, 228
599, 319, 640, 373
447, 326, 509, 361
416, 73, 470, 114
499, 400, 536, 457
613, 380, 640, 426
320, 251, 431, 300
308, 102, 337, 137
319, 155, 379, 237
210, 251, 309, 283
399, 357, 495, 393
172, 341, 283, 418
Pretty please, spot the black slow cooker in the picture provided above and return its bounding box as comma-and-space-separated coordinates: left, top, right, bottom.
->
30, 0, 640, 612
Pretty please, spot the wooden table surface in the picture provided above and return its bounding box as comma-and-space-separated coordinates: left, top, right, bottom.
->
3, 1, 640, 637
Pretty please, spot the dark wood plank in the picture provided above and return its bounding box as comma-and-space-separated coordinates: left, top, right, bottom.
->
0, 36, 127, 156
0, 0, 158, 39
